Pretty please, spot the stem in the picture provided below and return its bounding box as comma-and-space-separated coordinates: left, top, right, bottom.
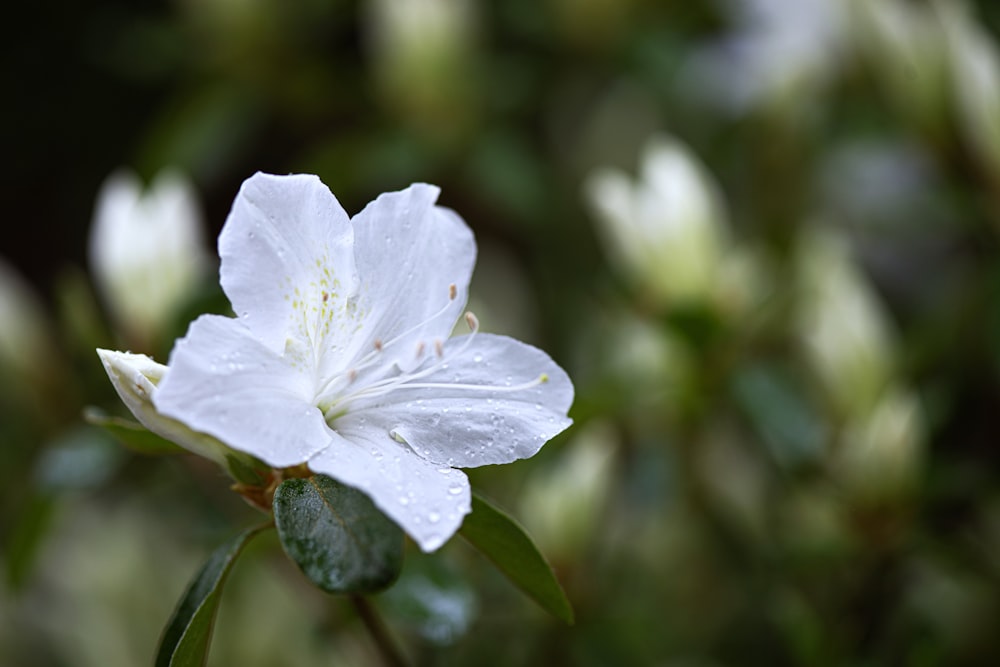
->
350, 594, 409, 667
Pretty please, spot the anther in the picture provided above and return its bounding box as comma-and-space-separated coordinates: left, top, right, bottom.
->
415, 341, 426, 358
348, 369, 358, 382
434, 339, 444, 357
374, 339, 384, 352
322, 291, 329, 303
465, 312, 479, 331
449, 284, 457, 300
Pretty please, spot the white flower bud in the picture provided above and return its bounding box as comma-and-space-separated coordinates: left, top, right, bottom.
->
366, 0, 478, 132
96, 349, 238, 467
837, 387, 924, 505
89, 170, 209, 349
0, 257, 55, 387
938, 1, 1000, 182
851, 0, 949, 132
796, 229, 895, 418
585, 135, 728, 307
519, 421, 616, 562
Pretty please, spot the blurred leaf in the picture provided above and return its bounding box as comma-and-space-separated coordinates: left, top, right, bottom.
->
378, 551, 478, 646
459, 492, 574, 624
273, 475, 404, 594
36, 425, 126, 491
156, 524, 268, 667
138, 86, 262, 183
732, 364, 827, 470
83, 406, 186, 456
5, 492, 56, 591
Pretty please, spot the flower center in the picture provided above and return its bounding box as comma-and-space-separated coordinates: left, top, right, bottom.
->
312, 284, 548, 425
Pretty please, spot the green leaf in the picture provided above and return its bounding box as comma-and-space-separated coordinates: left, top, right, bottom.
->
156, 525, 267, 667
459, 493, 574, 624
5, 493, 56, 591
83, 407, 186, 456
273, 474, 404, 594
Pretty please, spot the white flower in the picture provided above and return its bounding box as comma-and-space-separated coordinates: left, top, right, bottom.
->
585, 135, 728, 306
89, 169, 209, 347
109, 173, 573, 552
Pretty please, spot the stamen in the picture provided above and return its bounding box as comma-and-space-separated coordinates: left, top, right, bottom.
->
449, 284, 457, 300
434, 339, 444, 357
322, 291, 329, 303
374, 339, 384, 352
348, 368, 358, 383
415, 341, 426, 358
465, 312, 479, 331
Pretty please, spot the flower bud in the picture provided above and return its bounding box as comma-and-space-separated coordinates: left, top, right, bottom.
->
519, 421, 616, 563
585, 135, 728, 307
0, 258, 55, 389
366, 0, 478, 137
96, 349, 240, 468
682, 0, 848, 117
851, 0, 949, 134
89, 170, 209, 350
937, 1, 1000, 183
836, 387, 924, 506
795, 229, 895, 419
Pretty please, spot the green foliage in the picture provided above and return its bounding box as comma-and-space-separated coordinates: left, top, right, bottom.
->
460, 493, 573, 624
156, 525, 267, 667
273, 475, 404, 594
83, 407, 186, 456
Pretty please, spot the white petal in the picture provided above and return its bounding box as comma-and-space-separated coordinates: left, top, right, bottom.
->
344, 333, 573, 469
219, 173, 358, 355
308, 426, 471, 552
346, 184, 476, 372
96, 349, 234, 466
154, 314, 330, 467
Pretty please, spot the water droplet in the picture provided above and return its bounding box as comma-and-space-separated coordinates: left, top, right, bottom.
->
428, 512, 441, 524
448, 484, 462, 495
398, 496, 409, 506
473, 354, 483, 363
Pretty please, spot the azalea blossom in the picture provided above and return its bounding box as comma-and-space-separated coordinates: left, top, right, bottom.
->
100, 173, 573, 552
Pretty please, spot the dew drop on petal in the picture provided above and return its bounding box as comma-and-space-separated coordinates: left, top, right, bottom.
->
473, 354, 483, 363
429, 512, 441, 524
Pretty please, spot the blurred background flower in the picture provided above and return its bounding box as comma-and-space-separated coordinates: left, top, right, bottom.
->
89, 169, 210, 352
4, 0, 1000, 664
